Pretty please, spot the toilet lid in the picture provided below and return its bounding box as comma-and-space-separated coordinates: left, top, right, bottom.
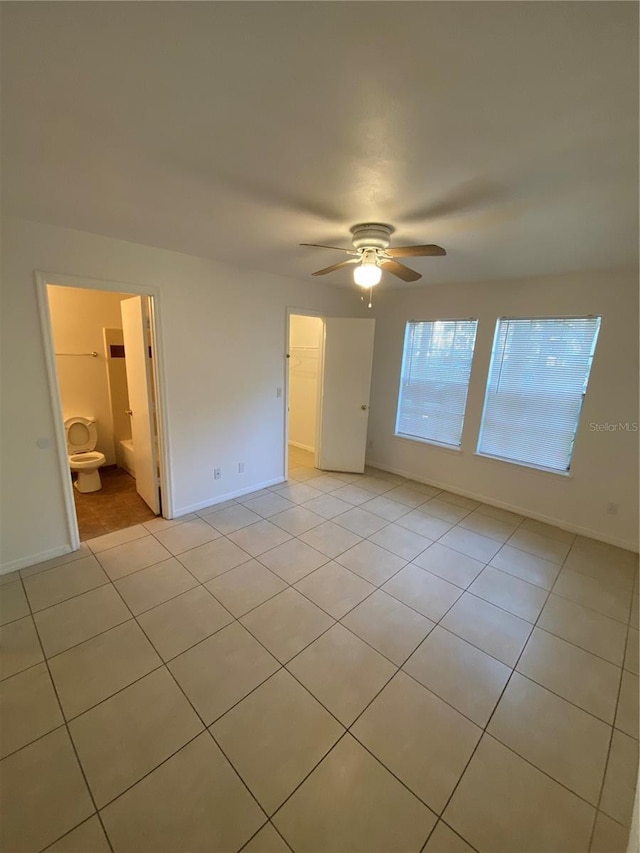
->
64, 417, 98, 453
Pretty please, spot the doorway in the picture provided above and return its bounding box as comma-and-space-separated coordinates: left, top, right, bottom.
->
37, 273, 170, 548
287, 313, 323, 476
285, 310, 377, 478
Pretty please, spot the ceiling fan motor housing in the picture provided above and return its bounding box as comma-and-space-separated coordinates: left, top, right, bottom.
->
350, 222, 394, 251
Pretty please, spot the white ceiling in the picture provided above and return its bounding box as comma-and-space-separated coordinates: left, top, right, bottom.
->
2, 2, 637, 289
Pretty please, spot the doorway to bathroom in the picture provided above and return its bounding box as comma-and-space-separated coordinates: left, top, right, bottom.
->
37, 273, 169, 546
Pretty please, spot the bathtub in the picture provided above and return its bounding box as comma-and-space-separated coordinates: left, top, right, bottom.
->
119, 439, 135, 477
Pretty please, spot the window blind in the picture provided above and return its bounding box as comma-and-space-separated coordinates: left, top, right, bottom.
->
395, 319, 478, 447
477, 316, 601, 472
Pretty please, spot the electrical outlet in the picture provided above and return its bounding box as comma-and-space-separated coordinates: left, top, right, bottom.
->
238, 462, 245, 473
276, 387, 283, 398
607, 502, 619, 515
213, 468, 221, 480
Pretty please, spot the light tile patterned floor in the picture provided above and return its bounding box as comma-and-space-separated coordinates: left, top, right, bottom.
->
1, 446, 638, 853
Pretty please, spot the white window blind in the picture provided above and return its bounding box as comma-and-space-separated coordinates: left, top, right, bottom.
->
477, 316, 601, 472
395, 319, 478, 447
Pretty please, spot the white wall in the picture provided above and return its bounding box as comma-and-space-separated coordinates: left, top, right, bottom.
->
367, 268, 639, 550
289, 314, 323, 452
0, 216, 361, 572
48, 285, 129, 465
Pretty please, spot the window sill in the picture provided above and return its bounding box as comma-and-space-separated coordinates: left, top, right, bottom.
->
394, 433, 463, 454
474, 452, 572, 478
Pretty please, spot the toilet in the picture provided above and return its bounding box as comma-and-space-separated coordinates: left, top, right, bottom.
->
65, 417, 106, 493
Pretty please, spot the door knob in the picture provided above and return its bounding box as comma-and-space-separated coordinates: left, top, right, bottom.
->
125, 410, 133, 416
361, 404, 368, 411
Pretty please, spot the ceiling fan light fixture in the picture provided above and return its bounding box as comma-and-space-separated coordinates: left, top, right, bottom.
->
353, 255, 382, 287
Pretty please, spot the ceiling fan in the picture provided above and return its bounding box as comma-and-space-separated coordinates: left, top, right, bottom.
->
301, 223, 446, 290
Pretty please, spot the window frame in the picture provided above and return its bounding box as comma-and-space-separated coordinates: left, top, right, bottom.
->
394, 317, 479, 450
476, 314, 602, 474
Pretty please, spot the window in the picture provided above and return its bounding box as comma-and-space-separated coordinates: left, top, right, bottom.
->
395, 319, 478, 447
477, 316, 601, 472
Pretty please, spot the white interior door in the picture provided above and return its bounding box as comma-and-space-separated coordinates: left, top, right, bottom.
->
318, 318, 376, 473
121, 296, 160, 514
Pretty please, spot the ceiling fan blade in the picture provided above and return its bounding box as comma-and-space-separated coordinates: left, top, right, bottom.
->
300, 243, 356, 255
380, 259, 422, 282
312, 259, 360, 276
386, 244, 446, 258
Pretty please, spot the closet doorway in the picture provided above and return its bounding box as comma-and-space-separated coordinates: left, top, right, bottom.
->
287, 313, 323, 475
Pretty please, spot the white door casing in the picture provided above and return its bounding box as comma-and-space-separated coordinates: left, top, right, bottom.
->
317, 318, 376, 473
120, 296, 160, 514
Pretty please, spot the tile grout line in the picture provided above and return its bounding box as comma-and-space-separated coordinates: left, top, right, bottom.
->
7, 467, 636, 853
15, 573, 117, 853
587, 587, 639, 850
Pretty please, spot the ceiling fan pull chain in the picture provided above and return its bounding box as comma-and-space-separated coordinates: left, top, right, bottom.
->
368, 286, 373, 309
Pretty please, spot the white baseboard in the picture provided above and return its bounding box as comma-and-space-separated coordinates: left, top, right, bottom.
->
0, 543, 76, 575
366, 458, 639, 553
289, 441, 315, 453
173, 476, 287, 517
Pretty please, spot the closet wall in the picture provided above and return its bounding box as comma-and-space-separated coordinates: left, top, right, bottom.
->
289, 315, 323, 452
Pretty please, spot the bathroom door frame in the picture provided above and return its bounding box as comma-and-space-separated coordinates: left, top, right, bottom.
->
283, 308, 325, 479
35, 270, 173, 551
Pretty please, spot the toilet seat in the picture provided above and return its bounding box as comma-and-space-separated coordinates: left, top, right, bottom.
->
64, 417, 98, 454
69, 451, 105, 469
